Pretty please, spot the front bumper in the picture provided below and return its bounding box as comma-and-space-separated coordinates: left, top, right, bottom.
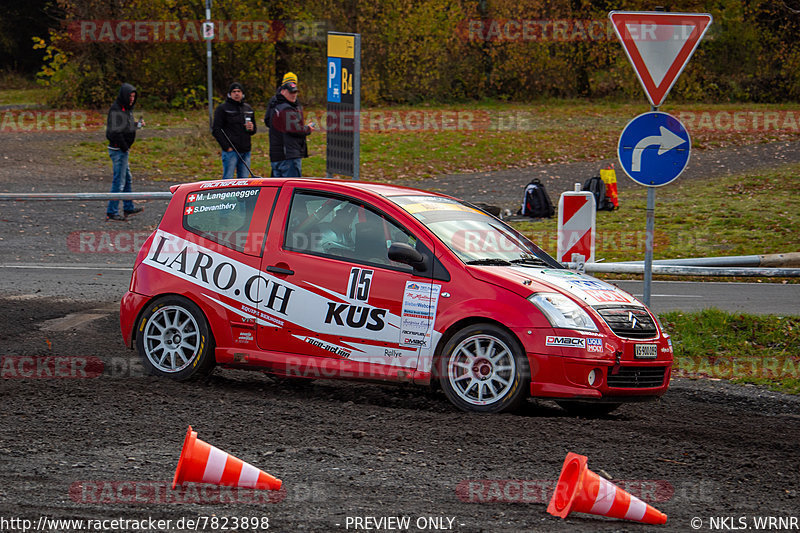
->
530, 356, 672, 400
518, 328, 673, 401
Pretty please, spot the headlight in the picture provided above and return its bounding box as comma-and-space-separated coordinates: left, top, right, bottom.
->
529, 292, 598, 332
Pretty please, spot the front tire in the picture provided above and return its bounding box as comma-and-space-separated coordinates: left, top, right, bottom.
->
438, 324, 529, 413
135, 296, 215, 381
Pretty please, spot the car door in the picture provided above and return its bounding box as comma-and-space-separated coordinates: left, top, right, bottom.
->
256, 187, 440, 375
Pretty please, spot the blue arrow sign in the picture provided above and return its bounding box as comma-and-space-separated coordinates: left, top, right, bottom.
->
618, 111, 691, 187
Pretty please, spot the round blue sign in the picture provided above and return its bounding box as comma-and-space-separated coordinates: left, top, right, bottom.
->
617, 112, 691, 187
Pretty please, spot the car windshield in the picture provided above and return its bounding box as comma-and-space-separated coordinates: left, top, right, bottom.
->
390, 195, 562, 268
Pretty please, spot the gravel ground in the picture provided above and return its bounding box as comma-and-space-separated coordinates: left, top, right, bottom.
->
1, 297, 799, 532
1, 128, 800, 532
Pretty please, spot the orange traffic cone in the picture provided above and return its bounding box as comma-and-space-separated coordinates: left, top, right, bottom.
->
547, 452, 666, 525
172, 426, 282, 490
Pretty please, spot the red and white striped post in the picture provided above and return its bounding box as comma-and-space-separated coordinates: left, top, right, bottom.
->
557, 184, 596, 264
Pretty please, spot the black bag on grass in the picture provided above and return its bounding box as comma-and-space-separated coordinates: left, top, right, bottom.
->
583, 176, 615, 211
519, 179, 555, 218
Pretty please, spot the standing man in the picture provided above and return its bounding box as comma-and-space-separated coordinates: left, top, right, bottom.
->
265, 72, 314, 177
106, 83, 144, 221
212, 82, 257, 179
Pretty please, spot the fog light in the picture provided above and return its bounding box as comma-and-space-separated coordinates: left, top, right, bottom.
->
588, 369, 597, 386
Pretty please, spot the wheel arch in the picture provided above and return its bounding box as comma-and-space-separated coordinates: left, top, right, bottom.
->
431, 316, 528, 384
130, 292, 216, 350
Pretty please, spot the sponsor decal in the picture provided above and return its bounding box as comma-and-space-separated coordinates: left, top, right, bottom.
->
236, 331, 254, 344
145, 231, 294, 317
540, 269, 580, 277
525, 270, 636, 305
299, 335, 352, 358
586, 338, 603, 353
569, 279, 611, 290
545, 336, 586, 348
584, 289, 632, 303
142, 231, 436, 370
324, 302, 386, 331
400, 282, 441, 348
199, 179, 252, 189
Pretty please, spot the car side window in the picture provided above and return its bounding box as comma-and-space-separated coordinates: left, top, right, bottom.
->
285, 191, 416, 267
183, 187, 261, 253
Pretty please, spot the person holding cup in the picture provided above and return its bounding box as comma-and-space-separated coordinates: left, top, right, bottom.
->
212, 82, 257, 179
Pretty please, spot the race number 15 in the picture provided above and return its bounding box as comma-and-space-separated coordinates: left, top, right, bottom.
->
348, 267, 373, 301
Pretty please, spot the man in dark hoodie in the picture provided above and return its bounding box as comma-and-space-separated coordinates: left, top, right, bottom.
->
212, 82, 257, 179
265, 72, 314, 177
105, 83, 144, 221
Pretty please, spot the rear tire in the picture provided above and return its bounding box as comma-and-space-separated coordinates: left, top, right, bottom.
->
135, 296, 215, 381
556, 400, 622, 417
437, 324, 529, 413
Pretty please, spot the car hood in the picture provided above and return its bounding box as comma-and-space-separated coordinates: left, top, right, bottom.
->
468, 266, 645, 308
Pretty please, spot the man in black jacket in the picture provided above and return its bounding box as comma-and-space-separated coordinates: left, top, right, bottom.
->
105, 83, 144, 221
265, 72, 314, 177
212, 82, 257, 179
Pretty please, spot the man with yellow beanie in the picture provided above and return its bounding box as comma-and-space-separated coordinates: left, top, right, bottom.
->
264, 72, 315, 177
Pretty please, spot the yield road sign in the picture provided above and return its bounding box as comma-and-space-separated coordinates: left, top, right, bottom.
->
609, 11, 712, 107
618, 112, 691, 187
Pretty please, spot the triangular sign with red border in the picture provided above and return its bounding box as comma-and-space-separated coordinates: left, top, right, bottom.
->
610, 11, 712, 107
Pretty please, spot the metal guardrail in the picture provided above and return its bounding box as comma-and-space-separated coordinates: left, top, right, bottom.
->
2, 192, 798, 277
0, 192, 173, 201
618, 252, 800, 268
567, 262, 800, 277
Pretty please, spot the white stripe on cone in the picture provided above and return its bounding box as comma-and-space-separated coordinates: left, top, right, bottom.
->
624, 495, 648, 521
238, 461, 261, 488
589, 476, 617, 515
201, 446, 227, 484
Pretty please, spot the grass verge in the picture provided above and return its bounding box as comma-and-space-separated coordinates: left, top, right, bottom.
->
61, 101, 800, 182
662, 309, 800, 394
510, 164, 800, 262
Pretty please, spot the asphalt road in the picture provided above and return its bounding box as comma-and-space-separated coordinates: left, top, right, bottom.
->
0, 262, 797, 316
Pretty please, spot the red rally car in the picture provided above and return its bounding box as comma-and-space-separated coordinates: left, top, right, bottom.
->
120, 178, 672, 414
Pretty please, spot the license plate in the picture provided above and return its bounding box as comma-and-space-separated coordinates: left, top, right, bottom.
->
634, 344, 658, 359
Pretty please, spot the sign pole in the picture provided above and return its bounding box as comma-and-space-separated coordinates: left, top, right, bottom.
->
644, 182, 656, 306
643, 104, 658, 306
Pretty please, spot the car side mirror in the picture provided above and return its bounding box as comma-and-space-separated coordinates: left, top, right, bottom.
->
388, 242, 427, 271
